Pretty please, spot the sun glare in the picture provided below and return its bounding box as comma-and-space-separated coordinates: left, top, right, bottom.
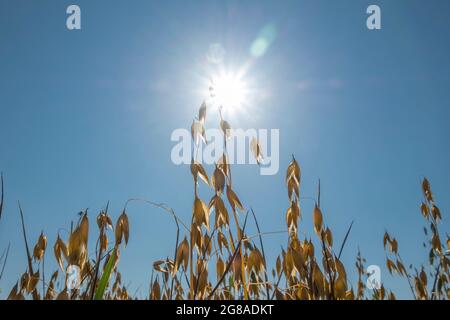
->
210, 72, 248, 113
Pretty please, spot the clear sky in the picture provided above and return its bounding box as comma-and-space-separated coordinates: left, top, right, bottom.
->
1, 0, 449, 299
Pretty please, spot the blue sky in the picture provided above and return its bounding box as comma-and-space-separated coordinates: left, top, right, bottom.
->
1, 0, 450, 298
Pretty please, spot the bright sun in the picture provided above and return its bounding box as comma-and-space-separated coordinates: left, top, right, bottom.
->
210, 72, 247, 113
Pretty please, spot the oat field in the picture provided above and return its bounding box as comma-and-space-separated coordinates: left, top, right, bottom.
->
1, 100, 449, 301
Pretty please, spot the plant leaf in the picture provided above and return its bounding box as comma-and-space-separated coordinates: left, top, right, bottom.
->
94, 248, 117, 300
